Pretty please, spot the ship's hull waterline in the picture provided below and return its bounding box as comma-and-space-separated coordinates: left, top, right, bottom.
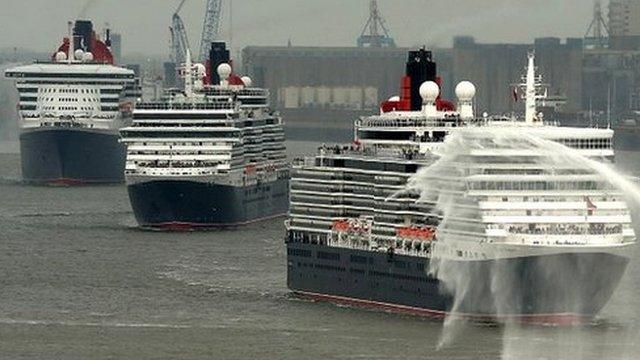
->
127, 178, 289, 229
286, 241, 630, 324
20, 127, 126, 185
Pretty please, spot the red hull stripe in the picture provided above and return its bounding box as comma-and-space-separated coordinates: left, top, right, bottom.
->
46, 178, 87, 186
145, 213, 287, 230
294, 291, 590, 326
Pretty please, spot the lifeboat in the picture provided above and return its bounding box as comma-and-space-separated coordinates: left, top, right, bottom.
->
396, 226, 435, 241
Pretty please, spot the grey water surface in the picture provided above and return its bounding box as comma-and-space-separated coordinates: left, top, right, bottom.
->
0, 142, 639, 359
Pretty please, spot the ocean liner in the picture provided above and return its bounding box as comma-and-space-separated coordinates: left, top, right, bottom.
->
121, 43, 288, 228
5, 20, 136, 184
285, 49, 636, 323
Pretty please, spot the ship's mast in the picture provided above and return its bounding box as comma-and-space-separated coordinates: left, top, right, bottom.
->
525, 53, 536, 124
68, 21, 75, 64
184, 49, 193, 99
521, 52, 546, 125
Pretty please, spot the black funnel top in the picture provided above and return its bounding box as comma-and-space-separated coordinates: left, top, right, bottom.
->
406, 48, 437, 111
209, 42, 230, 85
73, 20, 94, 52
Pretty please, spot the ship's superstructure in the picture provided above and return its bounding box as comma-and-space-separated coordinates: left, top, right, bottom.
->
121, 44, 288, 228
5, 20, 135, 184
285, 50, 635, 322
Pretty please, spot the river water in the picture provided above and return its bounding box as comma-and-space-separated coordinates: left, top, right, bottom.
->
0, 139, 639, 359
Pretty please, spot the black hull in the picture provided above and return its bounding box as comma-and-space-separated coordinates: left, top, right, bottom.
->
20, 127, 125, 184
286, 241, 629, 322
127, 178, 289, 228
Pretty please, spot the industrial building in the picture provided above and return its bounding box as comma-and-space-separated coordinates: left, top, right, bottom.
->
609, 0, 640, 36
242, 46, 452, 111
242, 37, 584, 123
239, 1, 640, 130
451, 36, 583, 115
110, 32, 122, 65
241, 45, 451, 133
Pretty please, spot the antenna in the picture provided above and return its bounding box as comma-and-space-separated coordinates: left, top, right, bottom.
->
357, 0, 395, 48
584, 0, 609, 49
229, 0, 233, 51
607, 82, 612, 127
184, 49, 193, 99
517, 52, 547, 125
68, 21, 75, 64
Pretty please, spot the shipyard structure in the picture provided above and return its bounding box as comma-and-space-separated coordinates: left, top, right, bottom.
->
239, 2, 640, 143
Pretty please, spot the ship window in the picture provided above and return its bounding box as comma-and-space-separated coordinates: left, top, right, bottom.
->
350, 255, 368, 264
317, 251, 340, 261
394, 261, 406, 269
287, 248, 311, 258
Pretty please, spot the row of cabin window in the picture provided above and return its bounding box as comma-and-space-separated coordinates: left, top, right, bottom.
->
559, 138, 612, 149
469, 180, 606, 191
494, 196, 619, 202
41, 106, 94, 111
293, 262, 434, 283
40, 97, 99, 103
41, 88, 98, 94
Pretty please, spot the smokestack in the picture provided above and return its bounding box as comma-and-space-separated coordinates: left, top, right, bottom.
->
73, 20, 94, 52
208, 42, 230, 85
405, 48, 437, 111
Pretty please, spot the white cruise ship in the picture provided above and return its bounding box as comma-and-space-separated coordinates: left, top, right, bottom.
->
4, 20, 136, 184
120, 43, 288, 229
285, 49, 636, 324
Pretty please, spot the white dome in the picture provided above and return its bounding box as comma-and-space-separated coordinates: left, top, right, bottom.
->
419, 81, 440, 102
388, 95, 400, 102
455, 81, 476, 100
241, 76, 253, 87
74, 49, 85, 60
217, 63, 232, 80
82, 52, 94, 61
194, 63, 207, 76
55, 51, 67, 62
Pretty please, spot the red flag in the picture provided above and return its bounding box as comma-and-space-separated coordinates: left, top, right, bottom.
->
584, 196, 597, 212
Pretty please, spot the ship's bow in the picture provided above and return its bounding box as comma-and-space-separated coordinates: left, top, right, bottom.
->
436, 248, 632, 322
20, 127, 125, 184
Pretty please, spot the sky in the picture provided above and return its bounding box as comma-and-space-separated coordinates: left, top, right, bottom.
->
0, 0, 594, 58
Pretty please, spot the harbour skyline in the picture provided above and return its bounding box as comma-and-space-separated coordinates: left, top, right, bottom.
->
1, 0, 592, 57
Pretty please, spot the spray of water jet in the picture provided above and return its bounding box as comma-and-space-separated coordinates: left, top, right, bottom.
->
402, 125, 639, 349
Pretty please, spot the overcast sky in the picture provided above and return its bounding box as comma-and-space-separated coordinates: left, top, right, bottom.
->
0, 0, 594, 57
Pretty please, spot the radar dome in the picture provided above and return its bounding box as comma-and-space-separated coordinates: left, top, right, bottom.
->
241, 76, 253, 87
195, 63, 207, 74
217, 63, 232, 80
74, 49, 85, 60
55, 52, 67, 62
419, 81, 440, 102
455, 81, 476, 100
388, 95, 400, 102
82, 52, 94, 61
194, 63, 206, 76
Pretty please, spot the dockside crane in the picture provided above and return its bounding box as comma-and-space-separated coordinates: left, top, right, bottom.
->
198, 0, 223, 61
170, 0, 191, 64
